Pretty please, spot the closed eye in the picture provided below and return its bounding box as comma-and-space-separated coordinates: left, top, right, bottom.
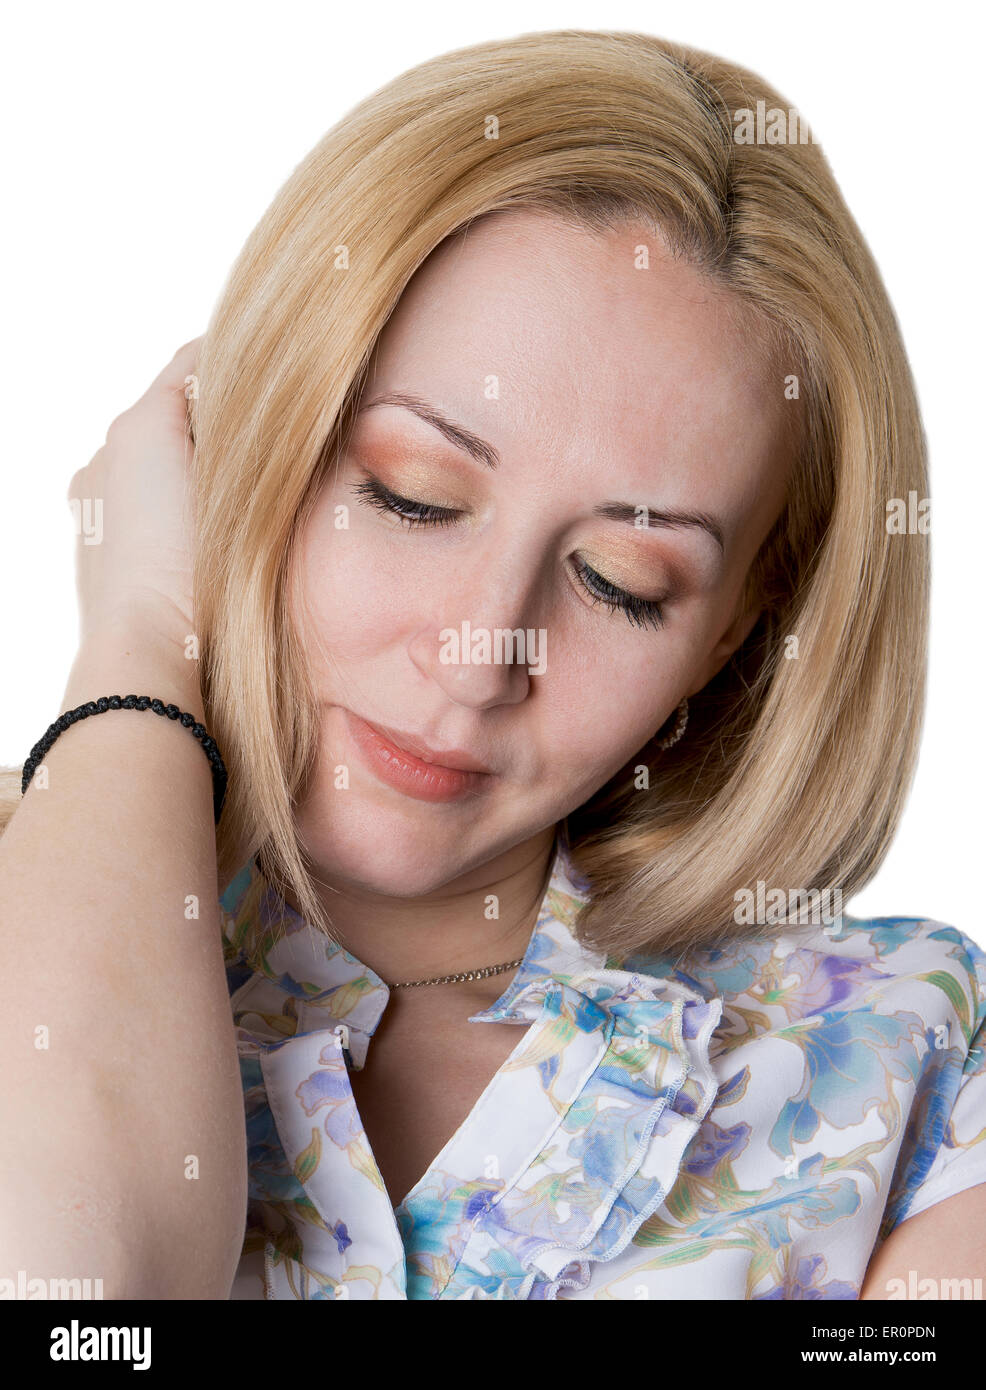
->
351, 474, 461, 528
571, 557, 666, 630
351, 471, 667, 629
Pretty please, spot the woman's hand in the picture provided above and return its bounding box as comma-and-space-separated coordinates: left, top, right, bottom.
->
66, 337, 203, 653
1, 338, 247, 1298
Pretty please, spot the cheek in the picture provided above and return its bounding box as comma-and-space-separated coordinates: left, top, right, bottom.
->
295, 505, 423, 661
295, 484, 711, 795
535, 639, 691, 792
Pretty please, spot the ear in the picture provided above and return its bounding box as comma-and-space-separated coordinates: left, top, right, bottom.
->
687, 602, 762, 696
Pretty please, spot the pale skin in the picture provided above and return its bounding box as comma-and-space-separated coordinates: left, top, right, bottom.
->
285, 210, 790, 1210
0, 341, 246, 1297
859, 1185, 986, 1299
279, 208, 984, 1296
4, 208, 975, 1294
288, 210, 790, 957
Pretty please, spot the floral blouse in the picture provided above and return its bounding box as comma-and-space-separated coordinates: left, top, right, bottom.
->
219, 839, 986, 1300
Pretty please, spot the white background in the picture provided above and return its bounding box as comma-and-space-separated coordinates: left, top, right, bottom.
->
2, 1, 982, 939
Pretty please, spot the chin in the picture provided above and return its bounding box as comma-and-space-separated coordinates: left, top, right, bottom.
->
294, 795, 498, 898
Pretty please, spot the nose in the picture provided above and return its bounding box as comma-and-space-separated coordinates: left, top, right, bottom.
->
407, 567, 541, 710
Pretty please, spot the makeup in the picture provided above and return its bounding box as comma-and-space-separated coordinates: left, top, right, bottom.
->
343, 709, 496, 803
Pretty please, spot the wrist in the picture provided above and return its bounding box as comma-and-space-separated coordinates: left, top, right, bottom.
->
63, 626, 206, 726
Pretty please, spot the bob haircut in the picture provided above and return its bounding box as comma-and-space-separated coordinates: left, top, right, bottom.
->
2, 29, 928, 961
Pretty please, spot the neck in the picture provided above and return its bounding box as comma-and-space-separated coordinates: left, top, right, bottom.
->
278, 824, 559, 993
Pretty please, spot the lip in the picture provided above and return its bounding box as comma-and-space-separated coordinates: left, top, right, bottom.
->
360, 715, 495, 773
343, 709, 497, 803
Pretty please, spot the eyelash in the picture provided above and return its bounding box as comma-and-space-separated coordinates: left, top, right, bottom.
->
570, 557, 666, 630
352, 475, 461, 529
351, 473, 667, 630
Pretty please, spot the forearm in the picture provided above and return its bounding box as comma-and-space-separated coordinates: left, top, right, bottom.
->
0, 626, 246, 1298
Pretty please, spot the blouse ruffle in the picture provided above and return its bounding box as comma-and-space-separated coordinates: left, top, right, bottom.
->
221, 841, 722, 1299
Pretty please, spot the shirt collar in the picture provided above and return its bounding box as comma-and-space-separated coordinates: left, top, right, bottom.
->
468, 841, 609, 1021
221, 853, 390, 1068
222, 840, 727, 1298
220, 835, 715, 1073
221, 835, 604, 1065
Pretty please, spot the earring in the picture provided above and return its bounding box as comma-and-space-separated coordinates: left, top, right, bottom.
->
656, 697, 689, 750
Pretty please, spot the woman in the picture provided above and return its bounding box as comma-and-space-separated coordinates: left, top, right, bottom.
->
2, 29, 983, 1301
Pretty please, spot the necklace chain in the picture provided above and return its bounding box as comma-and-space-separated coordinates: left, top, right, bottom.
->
254, 853, 530, 992
387, 957, 525, 990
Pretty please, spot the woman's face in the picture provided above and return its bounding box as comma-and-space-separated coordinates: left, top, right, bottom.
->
290, 211, 793, 896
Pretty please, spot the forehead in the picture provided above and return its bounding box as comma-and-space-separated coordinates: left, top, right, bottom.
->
364, 210, 791, 531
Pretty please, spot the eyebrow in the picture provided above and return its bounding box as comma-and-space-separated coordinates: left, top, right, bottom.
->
592, 501, 724, 553
359, 392, 725, 553
360, 392, 500, 470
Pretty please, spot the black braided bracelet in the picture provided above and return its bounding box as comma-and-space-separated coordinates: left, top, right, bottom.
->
21, 695, 227, 825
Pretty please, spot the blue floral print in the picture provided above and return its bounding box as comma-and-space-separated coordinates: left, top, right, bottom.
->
219, 841, 986, 1299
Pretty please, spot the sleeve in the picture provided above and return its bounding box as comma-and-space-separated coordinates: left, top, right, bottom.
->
880, 931, 986, 1238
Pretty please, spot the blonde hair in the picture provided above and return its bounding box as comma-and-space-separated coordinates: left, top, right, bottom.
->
1, 29, 928, 960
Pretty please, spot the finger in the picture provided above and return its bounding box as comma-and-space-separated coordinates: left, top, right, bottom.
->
131, 337, 205, 429
151, 337, 200, 394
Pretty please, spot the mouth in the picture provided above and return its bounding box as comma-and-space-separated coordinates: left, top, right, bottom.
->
342, 709, 497, 803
